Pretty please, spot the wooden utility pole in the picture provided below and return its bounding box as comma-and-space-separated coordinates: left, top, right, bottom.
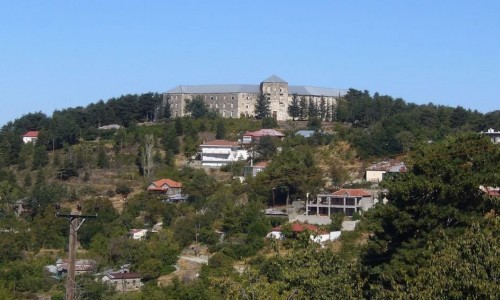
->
55, 204, 97, 300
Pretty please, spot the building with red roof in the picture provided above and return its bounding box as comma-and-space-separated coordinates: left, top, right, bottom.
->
307, 189, 374, 217
242, 129, 285, 143
200, 139, 249, 167
22, 131, 39, 143
147, 179, 182, 196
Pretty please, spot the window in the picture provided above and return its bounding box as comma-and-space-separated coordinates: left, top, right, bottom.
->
230, 111, 233, 117
210, 96, 213, 100
216, 103, 218, 108
222, 110, 226, 117
231, 103, 234, 109
223, 103, 226, 109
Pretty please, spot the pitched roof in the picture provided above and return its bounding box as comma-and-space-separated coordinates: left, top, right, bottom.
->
262, 75, 287, 83
150, 179, 182, 189
272, 222, 327, 234
107, 272, 142, 280
331, 189, 372, 197
23, 131, 39, 138
289, 85, 348, 97
200, 139, 238, 147
166, 84, 259, 94
254, 161, 269, 167
243, 129, 285, 137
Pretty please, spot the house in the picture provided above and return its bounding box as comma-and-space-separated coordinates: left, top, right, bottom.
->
102, 271, 143, 292
481, 128, 500, 144
22, 131, 39, 143
147, 178, 182, 196
365, 160, 407, 183
98, 124, 122, 130
129, 229, 148, 240
200, 139, 249, 167
242, 129, 285, 144
307, 189, 374, 217
296, 130, 316, 138
243, 160, 268, 177
46, 258, 97, 279
266, 222, 341, 245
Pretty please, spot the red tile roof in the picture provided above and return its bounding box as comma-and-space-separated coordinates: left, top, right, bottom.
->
331, 189, 372, 197
243, 129, 285, 138
148, 179, 182, 191
201, 139, 238, 147
23, 131, 39, 138
254, 161, 269, 167
272, 222, 327, 234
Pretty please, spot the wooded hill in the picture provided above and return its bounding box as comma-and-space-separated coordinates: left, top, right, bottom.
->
0, 90, 498, 299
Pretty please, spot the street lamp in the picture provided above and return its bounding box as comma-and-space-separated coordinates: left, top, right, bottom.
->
55, 203, 98, 300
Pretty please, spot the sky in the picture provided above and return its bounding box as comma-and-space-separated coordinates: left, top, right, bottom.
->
1, 0, 499, 127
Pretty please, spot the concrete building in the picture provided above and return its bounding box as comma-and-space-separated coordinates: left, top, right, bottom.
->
365, 161, 407, 183
164, 75, 347, 121
482, 128, 500, 144
200, 139, 249, 167
306, 189, 374, 217
102, 272, 143, 292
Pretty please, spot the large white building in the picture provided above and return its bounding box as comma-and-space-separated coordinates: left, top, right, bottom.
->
164, 75, 347, 121
200, 139, 249, 167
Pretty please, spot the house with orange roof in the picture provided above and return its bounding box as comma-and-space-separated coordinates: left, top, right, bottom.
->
266, 222, 341, 245
22, 131, 39, 143
200, 139, 248, 167
147, 179, 182, 196
307, 189, 374, 217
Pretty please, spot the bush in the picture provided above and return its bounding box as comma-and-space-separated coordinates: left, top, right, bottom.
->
115, 183, 132, 196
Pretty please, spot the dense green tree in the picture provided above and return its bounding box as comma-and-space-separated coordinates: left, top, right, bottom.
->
254, 93, 271, 119
32, 144, 48, 170
361, 133, 500, 298
185, 96, 210, 119
215, 120, 226, 139
288, 93, 300, 120
299, 96, 307, 120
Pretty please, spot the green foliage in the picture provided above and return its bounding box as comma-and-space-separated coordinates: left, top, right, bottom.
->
261, 117, 277, 129
361, 133, 500, 297
288, 93, 300, 120
254, 93, 270, 119
215, 120, 226, 139
329, 212, 344, 231
185, 96, 215, 119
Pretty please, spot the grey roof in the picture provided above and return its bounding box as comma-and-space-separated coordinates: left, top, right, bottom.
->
166, 84, 259, 94
262, 75, 287, 83
296, 130, 315, 138
289, 85, 348, 97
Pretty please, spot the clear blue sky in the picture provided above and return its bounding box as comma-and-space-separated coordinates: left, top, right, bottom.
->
1, 1, 499, 127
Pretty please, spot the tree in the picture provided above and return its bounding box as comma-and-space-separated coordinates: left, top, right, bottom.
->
96, 145, 109, 168
308, 98, 319, 119
288, 94, 300, 121
299, 96, 307, 120
185, 96, 210, 119
361, 133, 500, 297
215, 120, 226, 139
319, 96, 327, 120
254, 93, 270, 119
255, 136, 277, 160
162, 96, 172, 120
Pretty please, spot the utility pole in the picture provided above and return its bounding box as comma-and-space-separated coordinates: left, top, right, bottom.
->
55, 203, 97, 300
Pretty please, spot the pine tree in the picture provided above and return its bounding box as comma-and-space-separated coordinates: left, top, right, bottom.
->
287, 94, 300, 121
254, 93, 270, 119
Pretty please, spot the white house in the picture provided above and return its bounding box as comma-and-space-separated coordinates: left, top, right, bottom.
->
22, 131, 39, 143
129, 229, 148, 240
200, 139, 248, 167
266, 222, 341, 246
365, 161, 407, 182
482, 128, 500, 144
